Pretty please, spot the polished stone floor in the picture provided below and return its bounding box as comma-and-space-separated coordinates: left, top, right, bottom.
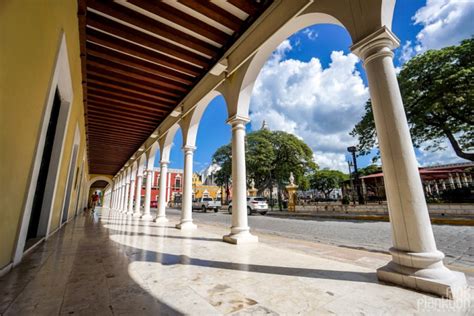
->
1, 208, 472, 315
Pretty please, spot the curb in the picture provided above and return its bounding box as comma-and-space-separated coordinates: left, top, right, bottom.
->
266, 212, 474, 226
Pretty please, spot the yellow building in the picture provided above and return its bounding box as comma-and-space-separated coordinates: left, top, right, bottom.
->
192, 173, 223, 201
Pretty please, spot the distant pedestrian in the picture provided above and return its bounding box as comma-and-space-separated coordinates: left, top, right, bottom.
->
91, 192, 99, 213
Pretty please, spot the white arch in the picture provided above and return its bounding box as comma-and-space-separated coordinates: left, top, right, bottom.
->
232, 13, 345, 120
159, 124, 181, 162
181, 90, 223, 148
137, 153, 147, 176
146, 142, 160, 170
87, 175, 113, 192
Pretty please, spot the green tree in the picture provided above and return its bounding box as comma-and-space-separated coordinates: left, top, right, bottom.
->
211, 129, 317, 209
309, 169, 348, 199
212, 144, 232, 203
358, 164, 381, 177
351, 38, 474, 161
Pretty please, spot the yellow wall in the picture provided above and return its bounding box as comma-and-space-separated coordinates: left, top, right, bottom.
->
0, 1, 87, 268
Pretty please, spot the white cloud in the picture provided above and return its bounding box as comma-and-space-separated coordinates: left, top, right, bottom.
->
302, 27, 318, 40
249, 44, 369, 172
416, 138, 470, 167
399, 0, 474, 63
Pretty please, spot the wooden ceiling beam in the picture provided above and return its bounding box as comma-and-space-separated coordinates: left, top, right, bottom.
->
88, 108, 159, 125
87, 76, 177, 105
88, 102, 160, 121
86, 27, 201, 77
86, 67, 181, 99
128, 0, 229, 45
87, 1, 216, 57
87, 97, 166, 119
177, 0, 242, 31
87, 56, 188, 92
86, 42, 194, 85
228, 0, 259, 15
87, 114, 156, 130
87, 11, 210, 68
88, 124, 152, 137
87, 89, 172, 114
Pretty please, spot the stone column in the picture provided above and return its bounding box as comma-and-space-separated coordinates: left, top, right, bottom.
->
121, 183, 127, 213
154, 161, 169, 223
448, 173, 455, 189
123, 181, 130, 214
133, 174, 143, 217
351, 27, 465, 298
118, 183, 123, 212
223, 117, 258, 244
441, 180, 447, 191
128, 178, 135, 214
461, 173, 469, 187
433, 181, 439, 195
455, 173, 462, 188
142, 170, 154, 220
176, 146, 197, 230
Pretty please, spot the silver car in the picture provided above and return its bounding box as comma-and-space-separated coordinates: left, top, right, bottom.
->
227, 197, 268, 215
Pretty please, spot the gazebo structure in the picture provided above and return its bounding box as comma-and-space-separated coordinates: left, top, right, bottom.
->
1, 0, 467, 299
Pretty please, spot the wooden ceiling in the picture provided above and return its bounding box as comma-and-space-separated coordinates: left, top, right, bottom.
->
78, 0, 272, 175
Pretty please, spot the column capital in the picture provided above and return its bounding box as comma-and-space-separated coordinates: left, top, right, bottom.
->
226, 114, 250, 127
160, 161, 170, 167
182, 145, 196, 153
350, 26, 400, 64
145, 169, 154, 175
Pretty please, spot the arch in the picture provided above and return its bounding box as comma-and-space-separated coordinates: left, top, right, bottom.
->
137, 153, 147, 176
146, 142, 160, 170
159, 124, 181, 162
87, 175, 113, 193
181, 90, 223, 148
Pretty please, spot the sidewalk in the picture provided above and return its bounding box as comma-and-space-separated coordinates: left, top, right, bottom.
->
0, 208, 472, 315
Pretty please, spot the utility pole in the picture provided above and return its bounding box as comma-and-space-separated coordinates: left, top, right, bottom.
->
347, 160, 356, 205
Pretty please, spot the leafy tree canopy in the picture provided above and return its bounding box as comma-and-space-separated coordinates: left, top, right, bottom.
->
212, 129, 317, 192
351, 38, 474, 161
309, 169, 348, 198
357, 164, 381, 177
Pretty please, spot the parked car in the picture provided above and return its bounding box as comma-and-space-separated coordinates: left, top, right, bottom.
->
228, 197, 268, 215
192, 197, 221, 212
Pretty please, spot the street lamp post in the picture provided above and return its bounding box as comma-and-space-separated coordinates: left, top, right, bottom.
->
347, 146, 365, 205
347, 160, 356, 205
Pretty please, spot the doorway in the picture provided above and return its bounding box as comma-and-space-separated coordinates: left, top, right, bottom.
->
25, 89, 61, 250
61, 144, 79, 224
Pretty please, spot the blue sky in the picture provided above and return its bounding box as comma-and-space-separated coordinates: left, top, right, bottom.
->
159, 0, 473, 172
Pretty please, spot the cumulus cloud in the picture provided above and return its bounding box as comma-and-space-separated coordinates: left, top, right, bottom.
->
399, 0, 474, 63
249, 42, 369, 171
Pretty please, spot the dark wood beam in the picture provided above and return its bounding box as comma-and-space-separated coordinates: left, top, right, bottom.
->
87, 97, 167, 118
86, 42, 194, 85
86, 11, 210, 68
87, 1, 216, 57
86, 27, 201, 77
128, 0, 229, 45
228, 0, 259, 15
87, 89, 172, 114
177, 0, 242, 31
87, 76, 177, 105
86, 57, 187, 94
86, 69, 180, 100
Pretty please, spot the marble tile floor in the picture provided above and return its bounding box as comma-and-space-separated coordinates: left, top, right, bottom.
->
0, 208, 472, 315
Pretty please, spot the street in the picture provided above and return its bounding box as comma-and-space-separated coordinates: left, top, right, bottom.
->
163, 208, 474, 268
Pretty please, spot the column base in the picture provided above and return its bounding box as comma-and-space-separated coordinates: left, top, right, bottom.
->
126, 211, 134, 215
154, 216, 169, 224
141, 214, 154, 221
377, 248, 467, 299
132, 212, 142, 218
223, 230, 258, 244
176, 221, 197, 230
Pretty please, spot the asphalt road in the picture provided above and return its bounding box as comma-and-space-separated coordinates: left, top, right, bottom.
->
164, 208, 474, 268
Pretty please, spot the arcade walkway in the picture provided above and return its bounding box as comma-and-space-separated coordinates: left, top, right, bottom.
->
0, 209, 471, 315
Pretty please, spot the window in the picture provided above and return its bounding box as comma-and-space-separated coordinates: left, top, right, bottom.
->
175, 176, 181, 188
